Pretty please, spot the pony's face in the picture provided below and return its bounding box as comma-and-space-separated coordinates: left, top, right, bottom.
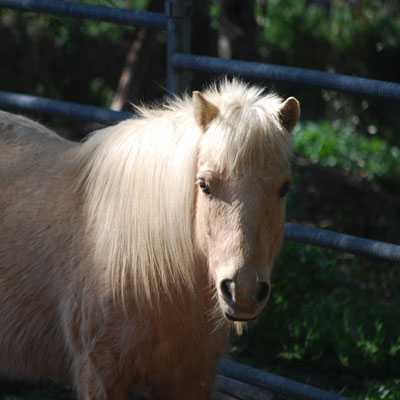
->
195, 163, 291, 321
192, 87, 299, 322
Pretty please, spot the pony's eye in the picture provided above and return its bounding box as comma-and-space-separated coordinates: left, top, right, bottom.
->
279, 181, 291, 198
199, 180, 211, 196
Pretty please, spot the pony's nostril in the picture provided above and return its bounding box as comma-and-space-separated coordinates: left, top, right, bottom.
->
220, 279, 235, 304
256, 282, 270, 304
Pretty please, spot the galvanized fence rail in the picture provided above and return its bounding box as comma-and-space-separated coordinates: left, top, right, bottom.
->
0, 0, 167, 28
0, 90, 132, 124
218, 359, 347, 400
170, 53, 400, 101
1, 0, 400, 399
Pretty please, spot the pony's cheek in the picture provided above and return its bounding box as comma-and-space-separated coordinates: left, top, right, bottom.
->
195, 197, 214, 253
198, 196, 213, 234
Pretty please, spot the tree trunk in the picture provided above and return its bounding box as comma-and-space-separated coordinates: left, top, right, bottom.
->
218, 0, 257, 61
111, 0, 163, 110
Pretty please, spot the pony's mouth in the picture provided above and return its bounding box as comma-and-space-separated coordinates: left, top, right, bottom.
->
224, 312, 259, 322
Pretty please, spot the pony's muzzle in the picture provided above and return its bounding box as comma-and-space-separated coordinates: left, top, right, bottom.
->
219, 278, 271, 321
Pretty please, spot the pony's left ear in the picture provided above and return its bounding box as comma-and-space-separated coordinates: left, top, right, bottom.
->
279, 97, 300, 132
193, 91, 219, 132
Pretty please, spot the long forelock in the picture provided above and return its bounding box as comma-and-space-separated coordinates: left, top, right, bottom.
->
200, 80, 292, 176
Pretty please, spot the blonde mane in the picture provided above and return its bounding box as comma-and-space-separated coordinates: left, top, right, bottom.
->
73, 79, 292, 306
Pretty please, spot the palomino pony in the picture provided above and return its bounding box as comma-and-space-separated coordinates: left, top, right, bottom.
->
0, 80, 299, 400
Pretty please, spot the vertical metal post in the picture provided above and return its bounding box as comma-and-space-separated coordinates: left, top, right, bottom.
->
166, 0, 192, 97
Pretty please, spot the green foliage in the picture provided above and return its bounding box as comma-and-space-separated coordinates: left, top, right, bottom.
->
293, 120, 400, 182
255, 0, 400, 77
232, 242, 400, 396
256, 0, 330, 56
356, 379, 400, 400
209, 1, 219, 31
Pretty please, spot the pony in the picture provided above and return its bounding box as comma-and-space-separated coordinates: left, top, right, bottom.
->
0, 79, 299, 400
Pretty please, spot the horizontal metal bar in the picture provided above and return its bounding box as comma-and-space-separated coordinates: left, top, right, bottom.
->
285, 223, 400, 263
170, 53, 400, 100
219, 358, 348, 400
0, 90, 132, 124
0, 0, 167, 29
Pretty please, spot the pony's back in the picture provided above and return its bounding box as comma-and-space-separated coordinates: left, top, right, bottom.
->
0, 110, 75, 178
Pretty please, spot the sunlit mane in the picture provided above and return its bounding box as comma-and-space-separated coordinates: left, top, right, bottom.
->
73, 112, 201, 306
72, 79, 292, 306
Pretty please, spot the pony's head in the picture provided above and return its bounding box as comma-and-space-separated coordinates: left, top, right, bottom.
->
193, 80, 299, 321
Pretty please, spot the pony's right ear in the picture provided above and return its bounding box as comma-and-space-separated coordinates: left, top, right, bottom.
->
193, 91, 219, 132
279, 97, 300, 133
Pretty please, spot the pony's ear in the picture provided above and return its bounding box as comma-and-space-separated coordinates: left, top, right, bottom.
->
279, 97, 300, 132
193, 91, 219, 132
